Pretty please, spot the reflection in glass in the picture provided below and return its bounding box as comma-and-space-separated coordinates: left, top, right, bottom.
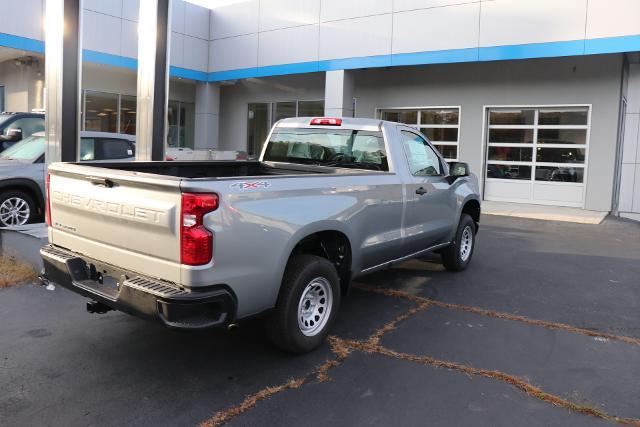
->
248, 103, 270, 157
488, 146, 533, 162
420, 109, 459, 125
486, 164, 531, 180
489, 128, 534, 144
537, 129, 586, 145
535, 166, 583, 182
538, 108, 588, 126
273, 102, 296, 122
423, 127, 458, 142
434, 144, 457, 160
167, 101, 195, 148
298, 100, 325, 117
380, 110, 418, 124
489, 109, 535, 125
536, 147, 585, 164
120, 95, 136, 135
84, 91, 118, 132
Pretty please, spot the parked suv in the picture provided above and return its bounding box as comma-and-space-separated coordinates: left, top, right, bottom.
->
0, 112, 45, 152
0, 131, 135, 227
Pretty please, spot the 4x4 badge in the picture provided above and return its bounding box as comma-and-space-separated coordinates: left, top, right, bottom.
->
230, 181, 271, 190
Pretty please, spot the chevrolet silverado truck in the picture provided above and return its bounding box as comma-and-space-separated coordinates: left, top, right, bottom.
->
40, 117, 481, 353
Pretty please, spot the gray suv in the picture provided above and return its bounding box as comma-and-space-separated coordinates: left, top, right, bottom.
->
0, 131, 135, 227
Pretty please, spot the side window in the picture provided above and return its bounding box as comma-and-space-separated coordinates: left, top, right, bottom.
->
4, 117, 45, 137
97, 138, 134, 160
80, 138, 96, 161
401, 130, 443, 176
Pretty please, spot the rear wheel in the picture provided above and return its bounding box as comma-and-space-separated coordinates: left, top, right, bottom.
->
267, 255, 341, 354
441, 213, 476, 271
0, 190, 36, 227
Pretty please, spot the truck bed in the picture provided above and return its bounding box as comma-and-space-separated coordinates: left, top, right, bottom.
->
66, 160, 345, 179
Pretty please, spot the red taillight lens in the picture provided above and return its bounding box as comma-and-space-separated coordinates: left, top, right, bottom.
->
310, 118, 342, 126
181, 193, 218, 266
45, 172, 52, 226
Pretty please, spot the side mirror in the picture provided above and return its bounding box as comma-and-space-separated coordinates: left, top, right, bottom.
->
1, 128, 23, 142
447, 161, 469, 184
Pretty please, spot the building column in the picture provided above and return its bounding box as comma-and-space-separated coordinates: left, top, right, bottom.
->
324, 70, 354, 118
617, 61, 640, 220
194, 82, 220, 149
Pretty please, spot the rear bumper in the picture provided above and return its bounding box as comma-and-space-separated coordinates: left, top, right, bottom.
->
40, 244, 236, 330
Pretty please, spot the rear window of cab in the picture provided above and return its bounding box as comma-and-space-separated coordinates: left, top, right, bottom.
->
263, 128, 388, 171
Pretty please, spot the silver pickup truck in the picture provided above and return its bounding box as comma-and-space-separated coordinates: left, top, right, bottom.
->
41, 117, 481, 353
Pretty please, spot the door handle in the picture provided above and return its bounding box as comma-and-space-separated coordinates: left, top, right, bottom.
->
415, 187, 428, 195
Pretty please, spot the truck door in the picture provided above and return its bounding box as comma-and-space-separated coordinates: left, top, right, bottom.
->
399, 129, 456, 256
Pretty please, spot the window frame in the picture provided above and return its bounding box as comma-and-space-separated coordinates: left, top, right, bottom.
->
376, 105, 461, 161
484, 105, 591, 187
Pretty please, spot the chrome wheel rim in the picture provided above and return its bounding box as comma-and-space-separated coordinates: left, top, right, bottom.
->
459, 226, 473, 262
297, 277, 333, 337
0, 197, 30, 226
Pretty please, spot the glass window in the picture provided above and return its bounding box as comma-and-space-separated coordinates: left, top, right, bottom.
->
79, 138, 95, 161
120, 95, 136, 135
488, 128, 534, 144
97, 138, 134, 160
535, 166, 584, 183
538, 108, 588, 126
264, 128, 388, 171
273, 102, 296, 122
298, 100, 325, 117
401, 130, 442, 176
489, 109, 535, 125
486, 164, 532, 180
0, 135, 45, 161
248, 103, 270, 157
537, 129, 587, 145
84, 91, 118, 133
423, 127, 458, 142
536, 147, 585, 164
3, 117, 45, 138
420, 109, 459, 125
380, 110, 418, 124
488, 146, 533, 162
167, 101, 195, 148
434, 144, 457, 160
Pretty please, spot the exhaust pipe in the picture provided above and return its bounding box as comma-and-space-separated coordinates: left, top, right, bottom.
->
227, 323, 239, 332
86, 301, 112, 314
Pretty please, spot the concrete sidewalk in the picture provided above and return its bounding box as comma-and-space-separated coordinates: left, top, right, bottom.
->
482, 201, 608, 224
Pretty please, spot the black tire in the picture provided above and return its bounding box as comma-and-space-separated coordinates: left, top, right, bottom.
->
0, 190, 37, 227
267, 254, 341, 354
441, 213, 476, 272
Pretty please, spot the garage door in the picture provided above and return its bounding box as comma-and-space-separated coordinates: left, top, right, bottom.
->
484, 106, 589, 207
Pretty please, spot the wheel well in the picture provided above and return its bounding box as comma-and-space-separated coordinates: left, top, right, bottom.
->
289, 231, 352, 295
462, 200, 481, 227
0, 183, 43, 218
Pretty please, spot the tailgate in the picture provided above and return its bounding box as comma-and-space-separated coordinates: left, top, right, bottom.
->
48, 164, 183, 284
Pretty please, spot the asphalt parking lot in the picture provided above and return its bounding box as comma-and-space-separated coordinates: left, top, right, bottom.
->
1, 214, 640, 426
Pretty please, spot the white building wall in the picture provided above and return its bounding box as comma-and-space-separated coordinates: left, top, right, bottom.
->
618, 63, 640, 220
219, 55, 623, 212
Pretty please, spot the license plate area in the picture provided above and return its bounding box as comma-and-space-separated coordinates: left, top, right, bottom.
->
75, 261, 130, 299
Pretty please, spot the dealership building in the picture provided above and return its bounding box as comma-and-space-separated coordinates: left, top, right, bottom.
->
1, 0, 640, 219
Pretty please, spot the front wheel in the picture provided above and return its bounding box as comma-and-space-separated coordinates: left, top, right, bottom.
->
267, 255, 341, 354
441, 214, 476, 272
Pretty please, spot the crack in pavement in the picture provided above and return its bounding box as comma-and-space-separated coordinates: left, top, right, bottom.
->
354, 284, 640, 347
199, 284, 640, 426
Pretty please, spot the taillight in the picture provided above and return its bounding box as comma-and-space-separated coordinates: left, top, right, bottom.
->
310, 118, 342, 126
181, 193, 218, 266
45, 172, 51, 226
